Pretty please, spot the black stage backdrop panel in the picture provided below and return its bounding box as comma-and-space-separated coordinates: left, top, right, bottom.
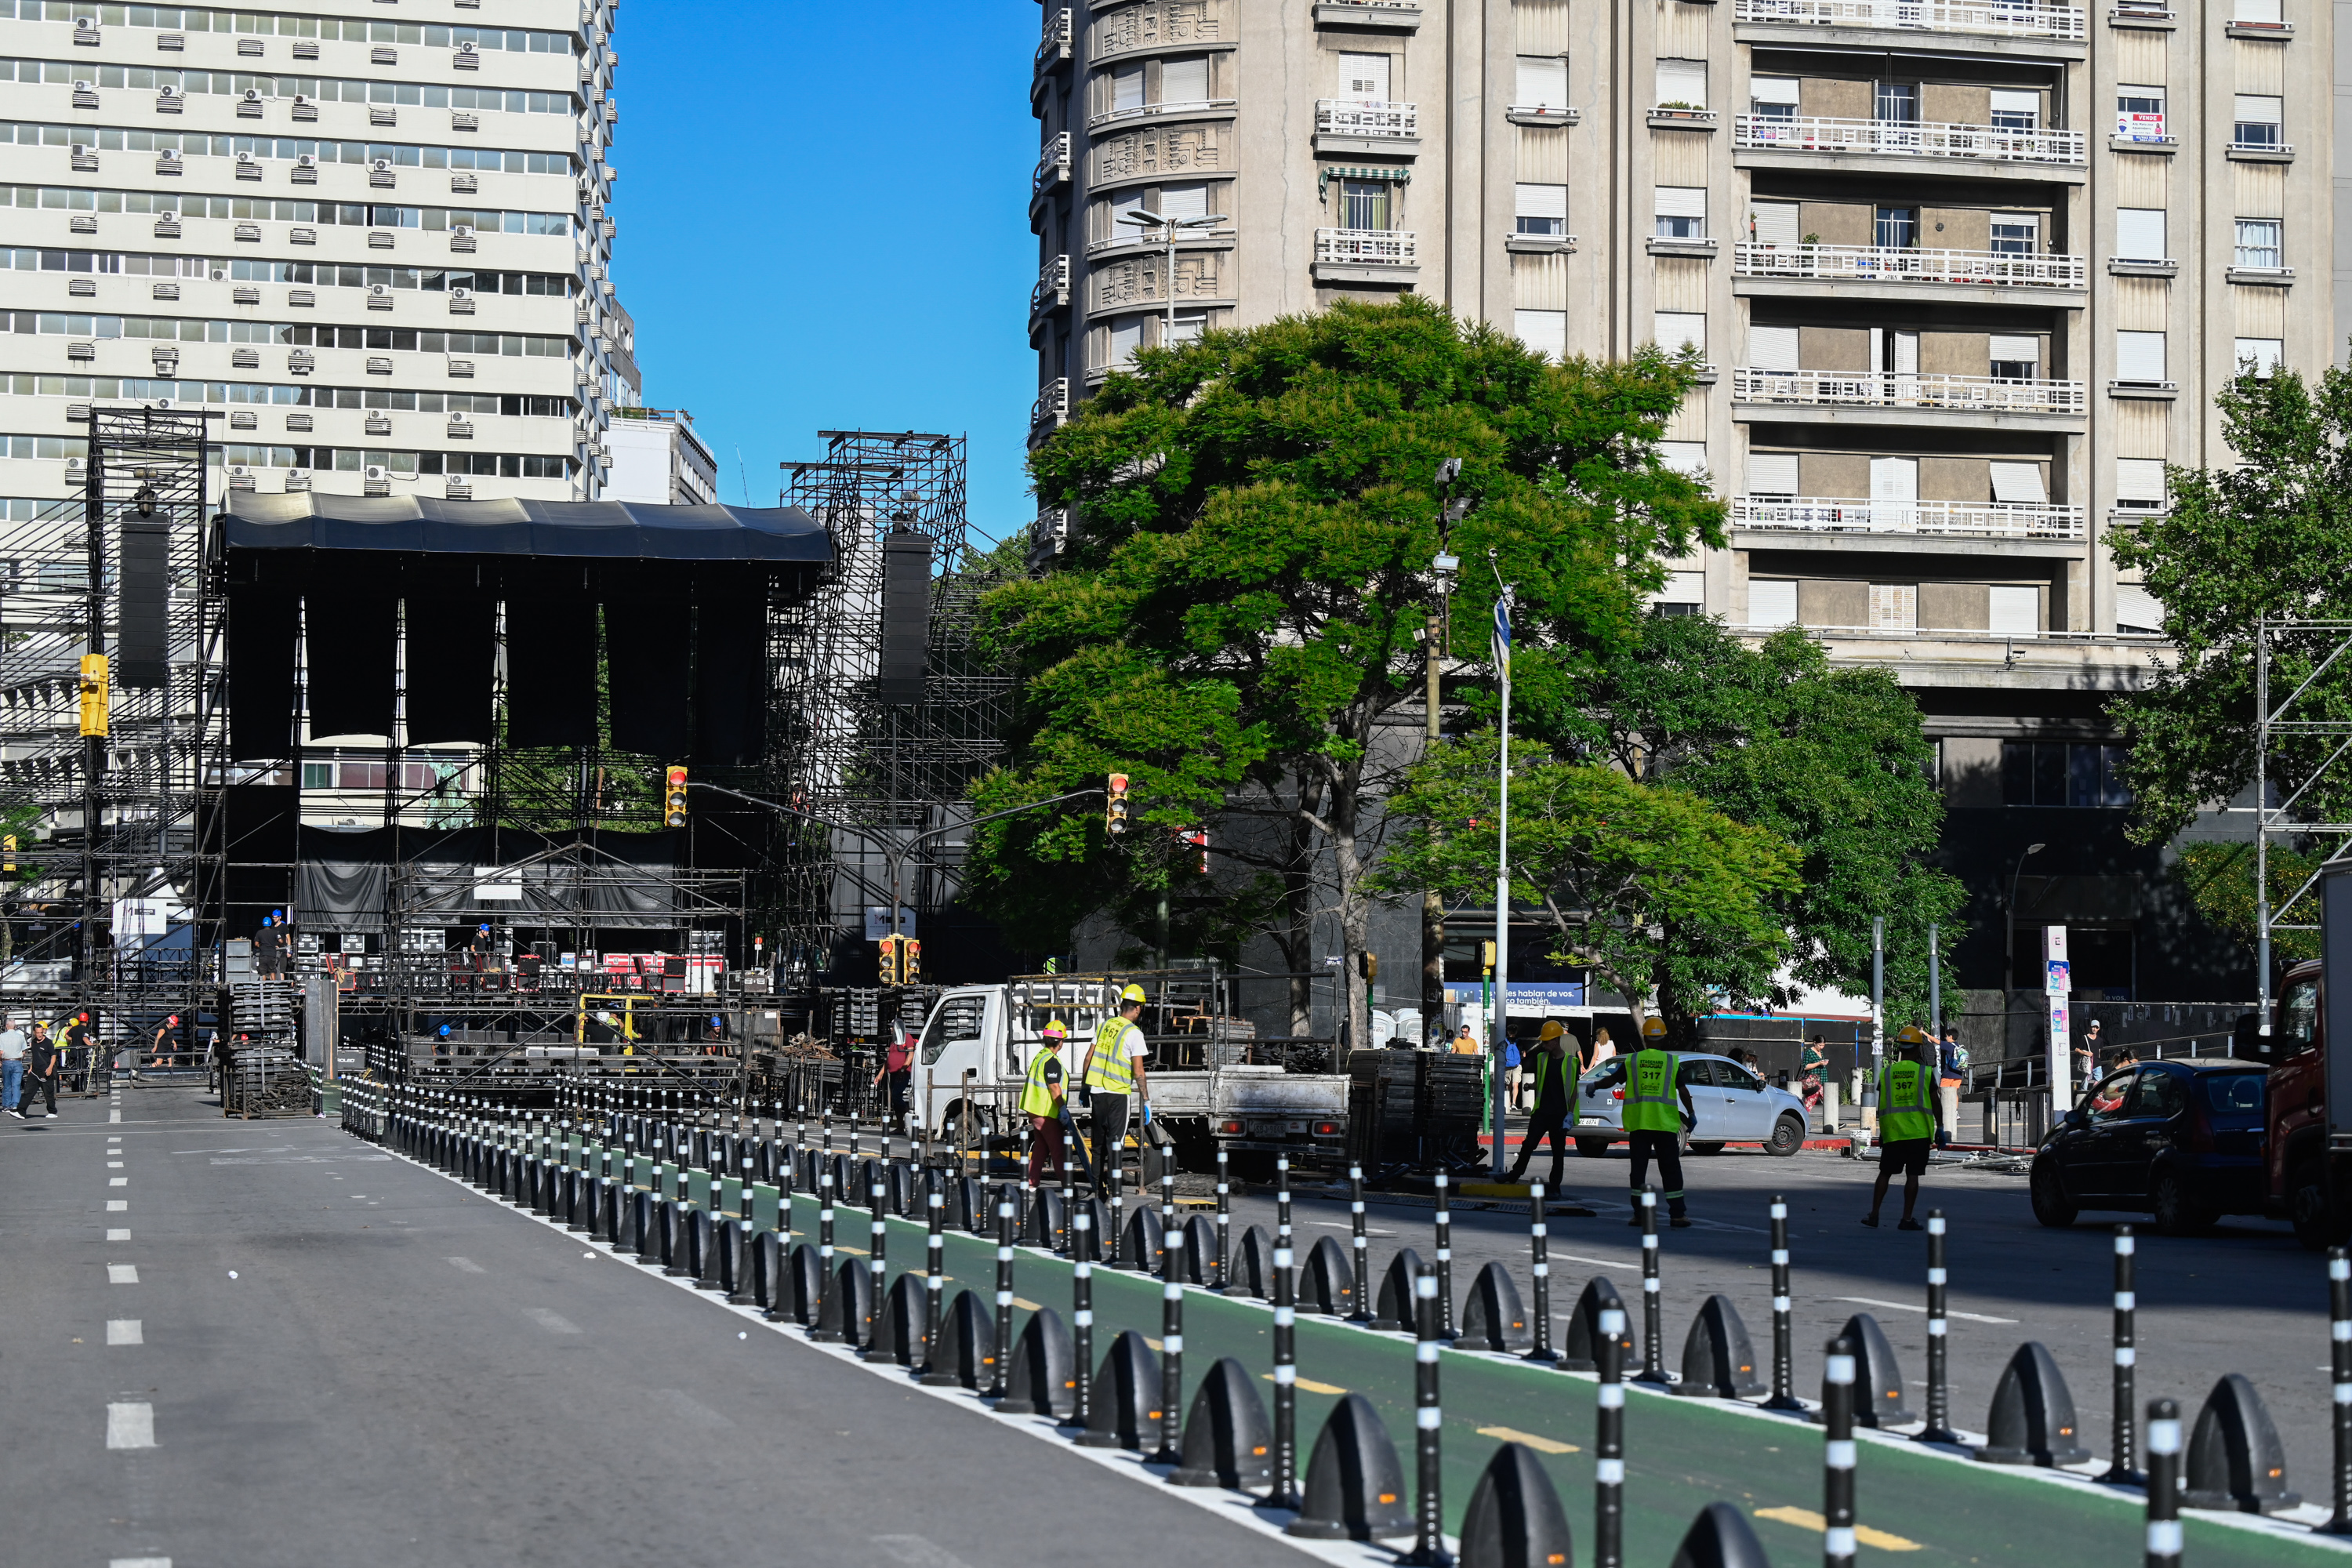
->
405, 589, 495, 746
504, 584, 597, 749
226, 583, 299, 760
211, 783, 299, 935
607, 593, 691, 759
306, 583, 397, 740
692, 592, 767, 766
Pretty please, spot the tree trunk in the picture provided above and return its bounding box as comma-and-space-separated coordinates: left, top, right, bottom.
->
1328, 766, 1370, 1066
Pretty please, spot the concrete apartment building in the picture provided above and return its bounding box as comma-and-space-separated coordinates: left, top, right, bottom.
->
0, 0, 630, 514
605, 403, 718, 506
1026, 0, 2323, 1007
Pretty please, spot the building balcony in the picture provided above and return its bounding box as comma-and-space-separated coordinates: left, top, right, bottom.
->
1733, 0, 2087, 39
1087, 98, 1238, 132
1732, 367, 2087, 422
1031, 254, 1071, 329
1036, 7, 1073, 71
1734, 242, 2086, 292
1312, 0, 1423, 28
1733, 114, 2085, 168
1733, 495, 2086, 540
1315, 100, 1421, 153
1312, 227, 1420, 282
1031, 132, 1072, 215
1030, 378, 1071, 437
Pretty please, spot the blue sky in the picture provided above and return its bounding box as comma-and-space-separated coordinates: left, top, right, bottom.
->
610, 4, 1040, 545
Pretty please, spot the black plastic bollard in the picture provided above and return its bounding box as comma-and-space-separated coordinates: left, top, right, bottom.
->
784, 1241, 824, 1327
1764, 1196, 1804, 1411
1066, 1202, 1095, 1431
725, 1218, 757, 1306
1978, 1341, 2090, 1466
1287, 1392, 1413, 1541
998, 1306, 1076, 1419
1432, 1169, 1456, 1340
993, 1196, 1018, 1400
1231, 1223, 1276, 1301
1024, 1186, 1067, 1252
1170, 1356, 1273, 1490
1078, 1329, 1162, 1451
920, 1167, 953, 1385
1181, 1214, 1218, 1285
1562, 1276, 1632, 1373
1459, 1442, 1575, 1568
829, 1257, 876, 1351
1827, 1312, 1912, 1428
2147, 1398, 2183, 1568
1919, 1210, 1960, 1443
1404, 1269, 1450, 1566
2100, 1225, 2144, 1483
632, 1189, 657, 1266
861, 1170, 887, 1359
1459, 1260, 1534, 1352
1634, 1190, 1669, 1385
753, 1229, 783, 1316
878, 1270, 929, 1367
1215, 1148, 1236, 1292
1152, 1189, 1185, 1465
1823, 1336, 1857, 1568
1120, 1203, 1166, 1272
1595, 1305, 1627, 1568
1668, 1502, 1773, 1568
2181, 1372, 2302, 1513
937, 1287, 996, 1391
1374, 1247, 1430, 1332
1267, 1213, 1302, 1508
2325, 1248, 2352, 1534
1673, 1294, 1765, 1399
1525, 1181, 1557, 1363
1348, 1163, 1373, 1323
809, 1169, 840, 1342
1303, 1235, 1356, 1316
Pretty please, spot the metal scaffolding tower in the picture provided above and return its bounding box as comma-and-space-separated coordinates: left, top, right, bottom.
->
2252, 615, 2352, 1025
773, 431, 1017, 989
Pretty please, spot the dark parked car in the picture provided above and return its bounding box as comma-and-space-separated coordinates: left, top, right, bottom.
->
2030, 1057, 2268, 1235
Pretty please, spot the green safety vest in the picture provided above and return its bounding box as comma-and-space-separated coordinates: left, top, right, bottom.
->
1019, 1045, 1065, 1117
1530, 1049, 1569, 1109
1084, 1016, 1140, 1094
1878, 1058, 1937, 1142
1623, 1048, 1682, 1132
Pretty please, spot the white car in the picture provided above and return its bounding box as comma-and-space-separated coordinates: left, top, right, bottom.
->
1569, 1051, 1810, 1157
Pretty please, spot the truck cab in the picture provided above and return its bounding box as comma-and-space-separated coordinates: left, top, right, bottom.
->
2265, 959, 2336, 1246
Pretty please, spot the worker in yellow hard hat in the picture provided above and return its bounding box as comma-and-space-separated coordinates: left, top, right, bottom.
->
1080, 982, 1152, 1196
1505, 1020, 1577, 1187
1020, 1018, 1072, 1187
1624, 1014, 1697, 1227
1864, 1025, 1941, 1231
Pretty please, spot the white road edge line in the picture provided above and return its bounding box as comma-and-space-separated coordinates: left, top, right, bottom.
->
1831, 1294, 2019, 1325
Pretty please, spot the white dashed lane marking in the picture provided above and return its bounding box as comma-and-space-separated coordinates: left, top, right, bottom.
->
445, 1257, 485, 1274
107, 1263, 138, 1284
107, 1200, 126, 1211
110, 1557, 169, 1567
524, 1308, 582, 1334
107, 1228, 129, 1240
106, 1401, 155, 1450
109, 1177, 127, 1187
108, 1319, 142, 1345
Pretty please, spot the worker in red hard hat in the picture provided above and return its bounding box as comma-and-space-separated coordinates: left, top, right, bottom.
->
1020, 1018, 1071, 1188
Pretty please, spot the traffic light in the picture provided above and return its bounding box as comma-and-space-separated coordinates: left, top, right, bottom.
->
902, 937, 920, 985
1358, 952, 1379, 983
1480, 940, 1497, 974
1106, 772, 1131, 836
663, 765, 688, 828
877, 934, 901, 986
2, 835, 14, 874
78, 652, 108, 738
1180, 827, 1208, 874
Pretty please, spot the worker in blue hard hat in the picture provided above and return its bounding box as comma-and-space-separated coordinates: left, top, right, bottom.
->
1080, 982, 1152, 1195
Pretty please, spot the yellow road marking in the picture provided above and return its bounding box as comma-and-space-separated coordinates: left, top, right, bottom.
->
1012, 1297, 1043, 1311
1755, 1507, 1920, 1552
1476, 1426, 1580, 1455
1264, 1373, 1349, 1396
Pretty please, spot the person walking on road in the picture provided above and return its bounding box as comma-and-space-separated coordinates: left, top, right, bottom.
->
0, 1016, 22, 1113
1021, 1018, 1072, 1188
1623, 1017, 1697, 1227
1504, 1021, 1576, 1187
1586, 1026, 1617, 1073
13, 1022, 58, 1119
1081, 983, 1152, 1195
1936, 1025, 1965, 1147
872, 1024, 915, 1134
1864, 1025, 1942, 1230
1502, 1030, 1525, 1112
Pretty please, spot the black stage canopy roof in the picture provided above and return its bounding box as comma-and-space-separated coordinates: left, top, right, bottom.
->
216, 492, 828, 564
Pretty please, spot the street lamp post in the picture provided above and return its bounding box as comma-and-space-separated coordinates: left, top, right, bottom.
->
1487, 552, 1515, 1181
2005, 842, 2047, 989
1424, 460, 1463, 1049
1116, 208, 1229, 354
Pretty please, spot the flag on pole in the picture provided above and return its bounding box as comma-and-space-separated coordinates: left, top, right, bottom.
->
1491, 590, 1513, 677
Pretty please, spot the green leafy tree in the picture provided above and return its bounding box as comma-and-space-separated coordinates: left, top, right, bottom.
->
1429, 617, 1962, 1032
2176, 840, 2322, 964
966, 297, 1721, 1045
1374, 735, 1801, 1044
2111, 365, 2352, 849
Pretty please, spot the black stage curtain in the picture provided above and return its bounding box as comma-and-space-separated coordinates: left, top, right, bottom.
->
504, 585, 597, 749
607, 594, 691, 760
305, 584, 397, 740
226, 583, 299, 760
692, 592, 767, 766
405, 589, 495, 746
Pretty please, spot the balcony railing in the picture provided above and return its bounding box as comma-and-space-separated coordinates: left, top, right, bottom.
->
1734, 242, 2086, 288
1316, 227, 1418, 265
1733, 114, 2084, 163
1316, 100, 1419, 139
1733, 495, 2087, 539
1032, 132, 1071, 197
1090, 98, 1235, 130
1030, 378, 1070, 431
1733, 0, 2087, 38
1031, 254, 1070, 318
1732, 367, 2087, 415
1036, 7, 1072, 67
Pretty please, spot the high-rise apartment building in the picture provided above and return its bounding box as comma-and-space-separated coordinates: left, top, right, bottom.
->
0, 0, 626, 514
1027, 0, 2325, 1001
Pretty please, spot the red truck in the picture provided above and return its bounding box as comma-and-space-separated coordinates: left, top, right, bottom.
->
2265, 957, 2342, 1248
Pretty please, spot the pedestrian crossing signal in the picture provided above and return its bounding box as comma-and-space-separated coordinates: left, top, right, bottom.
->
663, 765, 688, 828
1106, 772, 1131, 836
78, 652, 108, 738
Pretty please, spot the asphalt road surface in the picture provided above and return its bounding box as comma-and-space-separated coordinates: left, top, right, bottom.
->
1221, 1142, 2343, 1497
0, 1083, 1316, 1568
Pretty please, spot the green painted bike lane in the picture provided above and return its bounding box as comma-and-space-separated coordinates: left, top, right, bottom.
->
783, 1191, 2340, 1568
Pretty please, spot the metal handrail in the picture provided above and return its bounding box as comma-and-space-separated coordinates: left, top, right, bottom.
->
1732, 365, 2087, 414
1735, 241, 2085, 287
1731, 495, 2087, 539
1734, 114, 2084, 162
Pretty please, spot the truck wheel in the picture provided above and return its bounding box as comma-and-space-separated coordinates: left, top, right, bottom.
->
1765, 1114, 1805, 1157
2029, 1159, 2076, 1228
2151, 1171, 2216, 1237
1576, 1138, 1610, 1159
2288, 1157, 2349, 1251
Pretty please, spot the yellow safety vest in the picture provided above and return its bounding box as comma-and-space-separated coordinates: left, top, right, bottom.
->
1623, 1048, 1682, 1133
1878, 1058, 1936, 1142
1019, 1045, 1064, 1117
1085, 1016, 1141, 1094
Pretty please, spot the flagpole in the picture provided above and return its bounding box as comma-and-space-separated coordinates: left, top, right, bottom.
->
1490, 586, 1512, 1181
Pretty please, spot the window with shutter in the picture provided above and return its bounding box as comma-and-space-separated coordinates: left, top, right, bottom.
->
1989, 89, 2039, 130
1112, 63, 1145, 113
2234, 338, 2283, 378
2233, 94, 2281, 147
1162, 56, 1210, 104
1870, 456, 1918, 501
2115, 330, 2166, 383
2115, 208, 2165, 260
2115, 458, 2166, 503
1749, 325, 1801, 369
1655, 59, 1707, 109
1747, 452, 1800, 495
1653, 185, 1706, 238
1750, 201, 1801, 245
1654, 313, 1706, 354
1749, 579, 1798, 628
1339, 52, 1391, 102
1658, 441, 1707, 477
1514, 310, 1566, 361
1987, 461, 2047, 503
1515, 183, 1566, 236
1987, 335, 2038, 379
1989, 585, 2040, 633
1869, 584, 1918, 630
1515, 56, 1567, 109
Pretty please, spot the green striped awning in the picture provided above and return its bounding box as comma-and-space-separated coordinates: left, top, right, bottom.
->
1319, 165, 1413, 200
